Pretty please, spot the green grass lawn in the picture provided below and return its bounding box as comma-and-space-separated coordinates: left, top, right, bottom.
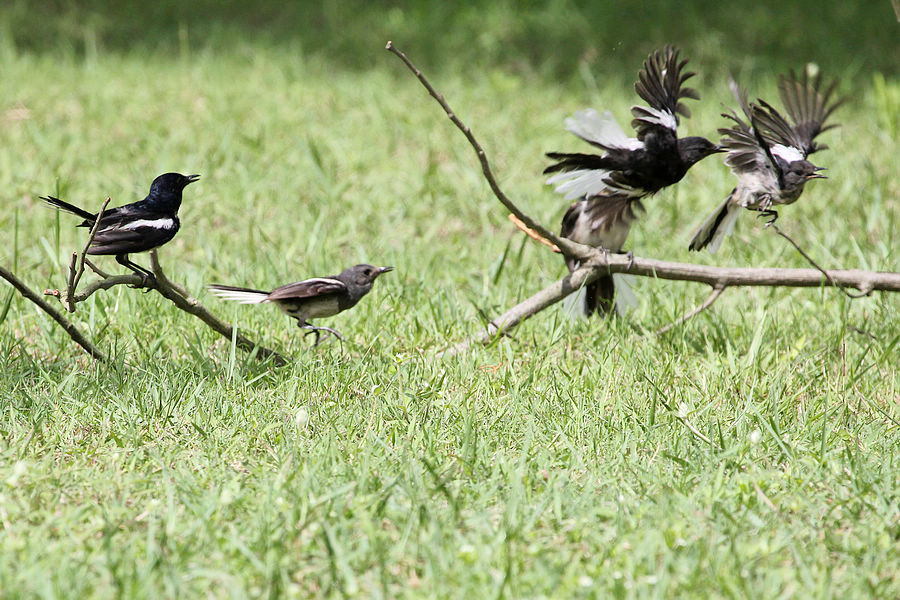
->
1, 2, 899, 598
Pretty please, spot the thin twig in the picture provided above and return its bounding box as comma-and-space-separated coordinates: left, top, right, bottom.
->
65, 198, 110, 312
386, 41, 592, 262
508, 214, 560, 253
654, 284, 727, 336
770, 223, 870, 298
1, 264, 108, 362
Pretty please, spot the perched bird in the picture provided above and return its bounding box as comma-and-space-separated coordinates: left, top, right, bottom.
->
208, 264, 393, 346
544, 45, 722, 316
688, 70, 843, 252
41, 172, 200, 279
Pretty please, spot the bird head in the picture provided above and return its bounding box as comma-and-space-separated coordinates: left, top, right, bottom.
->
146, 173, 200, 211
345, 264, 394, 287
678, 137, 726, 166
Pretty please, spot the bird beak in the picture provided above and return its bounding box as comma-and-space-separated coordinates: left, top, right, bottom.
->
714, 145, 727, 153
185, 174, 201, 184
377, 266, 394, 275
807, 173, 827, 180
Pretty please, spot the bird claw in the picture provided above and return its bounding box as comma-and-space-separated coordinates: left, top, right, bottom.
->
623, 250, 634, 270
757, 210, 779, 226
128, 273, 156, 290
300, 324, 345, 348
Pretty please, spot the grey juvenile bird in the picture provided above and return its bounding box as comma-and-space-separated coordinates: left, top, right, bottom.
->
41, 172, 200, 279
208, 264, 393, 346
544, 46, 722, 316
689, 70, 843, 252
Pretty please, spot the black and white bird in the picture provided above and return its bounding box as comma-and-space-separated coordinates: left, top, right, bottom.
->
41, 172, 200, 279
208, 264, 393, 346
688, 70, 843, 253
544, 45, 722, 316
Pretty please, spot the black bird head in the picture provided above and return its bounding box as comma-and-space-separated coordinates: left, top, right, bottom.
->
145, 172, 200, 212
677, 136, 725, 166
340, 264, 393, 294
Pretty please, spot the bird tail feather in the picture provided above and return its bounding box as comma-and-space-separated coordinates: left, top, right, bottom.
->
40, 196, 95, 222
207, 284, 269, 304
688, 194, 741, 253
563, 274, 635, 319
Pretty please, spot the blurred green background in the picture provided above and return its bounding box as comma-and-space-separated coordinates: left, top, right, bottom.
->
2, 0, 897, 78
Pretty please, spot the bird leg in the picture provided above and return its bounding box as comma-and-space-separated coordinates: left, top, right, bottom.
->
757, 209, 779, 225
298, 321, 345, 347
115, 254, 155, 287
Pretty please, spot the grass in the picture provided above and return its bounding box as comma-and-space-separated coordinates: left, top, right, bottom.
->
1, 2, 899, 598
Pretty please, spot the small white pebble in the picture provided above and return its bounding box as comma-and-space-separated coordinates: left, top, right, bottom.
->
750, 429, 762, 445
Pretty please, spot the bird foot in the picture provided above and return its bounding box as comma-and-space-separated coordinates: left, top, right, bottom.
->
757, 209, 779, 226
300, 324, 345, 347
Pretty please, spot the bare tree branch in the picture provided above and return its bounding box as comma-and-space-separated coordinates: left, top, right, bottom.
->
146, 251, 289, 367
386, 41, 593, 262
440, 254, 900, 354
43, 247, 289, 367
1, 264, 108, 362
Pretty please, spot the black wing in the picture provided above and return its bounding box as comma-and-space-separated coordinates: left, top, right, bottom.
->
776, 69, 844, 156
630, 45, 700, 140
267, 278, 347, 301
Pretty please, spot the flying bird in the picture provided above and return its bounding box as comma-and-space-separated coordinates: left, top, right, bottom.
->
688, 70, 843, 252
41, 172, 200, 279
208, 264, 393, 346
544, 45, 722, 316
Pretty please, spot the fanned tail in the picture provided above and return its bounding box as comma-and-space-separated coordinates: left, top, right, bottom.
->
688, 193, 741, 253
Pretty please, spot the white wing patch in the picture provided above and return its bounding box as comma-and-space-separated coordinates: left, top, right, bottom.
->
638, 106, 678, 132
565, 109, 642, 151
771, 144, 804, 163
119, 218, 176, 231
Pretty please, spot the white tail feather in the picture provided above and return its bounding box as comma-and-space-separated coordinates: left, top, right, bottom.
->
208, 287, 269, 304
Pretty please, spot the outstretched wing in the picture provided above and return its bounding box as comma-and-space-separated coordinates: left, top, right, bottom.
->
562, 109, 642, 153
718, 79, 771, 174
776, 69, 844, 156
630, 45, 700, 140
267, 277, 346, 301
543, 110, 640, 200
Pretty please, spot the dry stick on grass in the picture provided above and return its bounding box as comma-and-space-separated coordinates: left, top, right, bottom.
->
385, 42, 900, 352
43, 248, 288, 367
1, 264, 108, 362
